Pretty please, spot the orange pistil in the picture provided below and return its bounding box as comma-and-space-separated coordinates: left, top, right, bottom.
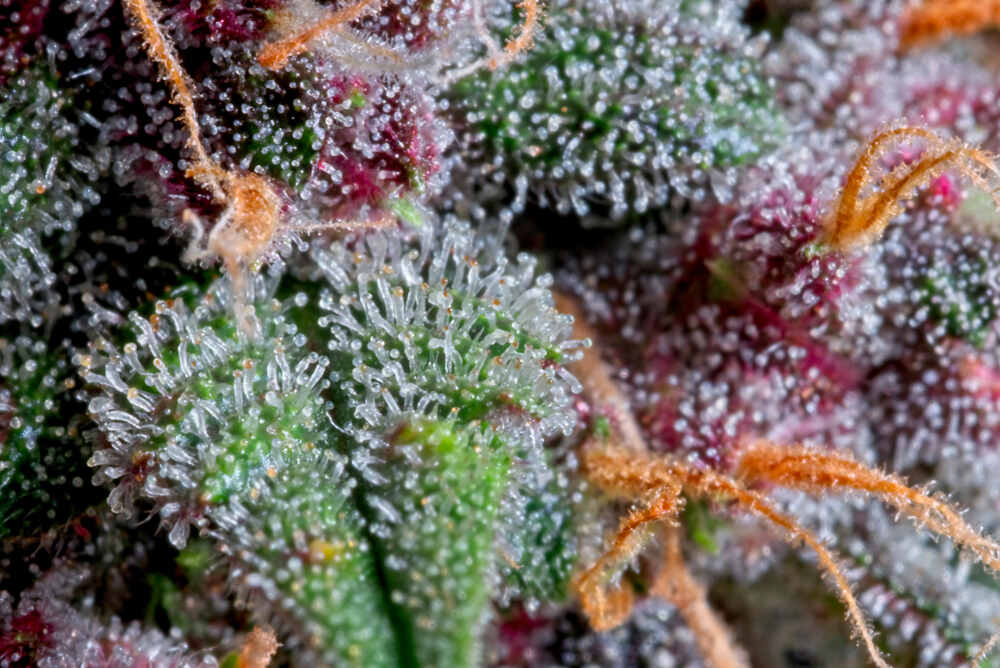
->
441, 0, 543, 83
489, 0, 541, 70
123, 0, 281, 283
577, 435, 1000, 667
736, 440, 1000, 573
554, 292, 750, 664
122, 0, 225, 198
900, 0, 1000, 49
237, 626, 280, 668
821, 126, 1000, 251
257, 0, 386, 71
579, 444, 888, 667
125, 0, 394, 330
651, 528, 749, 668
572, 479, 684, 631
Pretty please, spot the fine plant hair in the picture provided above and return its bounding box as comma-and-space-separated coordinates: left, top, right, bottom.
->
735, 441, 1000, 573
557, 289, 1000, 667
122, 0, 380, 329
558, 291, 751, 666
561, 277, 1000, 666
14, 1, 1000, 664
562, 314, 1000, 666
121, 0, 224, 198
900, 0, 1000, 48
256, 0, 443, 75
572, 475, 684, 630
257, 0, 387, 71
577, 444, 890, 668
256, 0, 542, 81
821, 126, 1000, 251
442, 0, 542, 83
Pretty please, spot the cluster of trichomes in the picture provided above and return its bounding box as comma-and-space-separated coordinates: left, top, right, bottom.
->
6, 0, 1000, 667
